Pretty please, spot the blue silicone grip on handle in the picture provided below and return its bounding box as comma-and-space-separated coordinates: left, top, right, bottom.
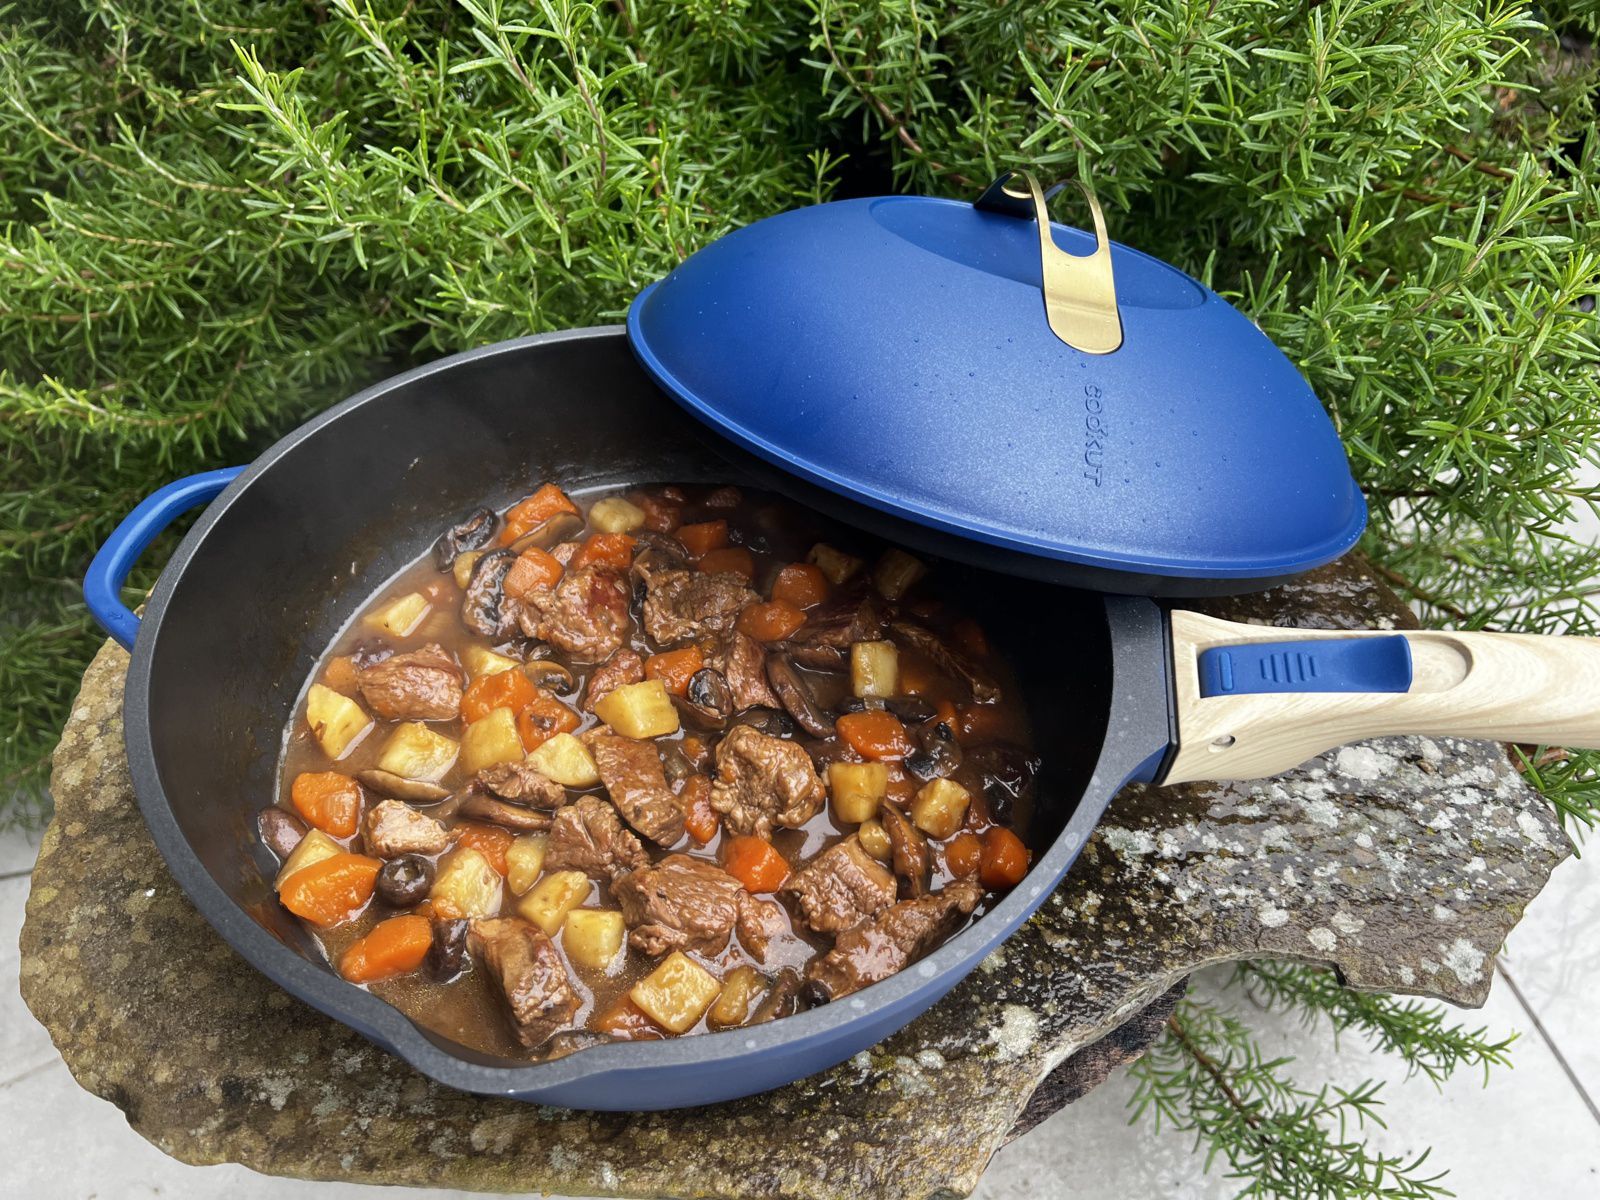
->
82, 466, 245, 651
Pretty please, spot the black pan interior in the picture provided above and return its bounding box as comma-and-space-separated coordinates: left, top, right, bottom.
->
141, 329, 1113, 1060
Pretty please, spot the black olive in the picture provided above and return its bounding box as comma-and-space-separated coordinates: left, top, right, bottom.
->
427, 918, 470, 982
375, 854, 434, 907
433, 507, 499, 570
799, 980, 832, 1008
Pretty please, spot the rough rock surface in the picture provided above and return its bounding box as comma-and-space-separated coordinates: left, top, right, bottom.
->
20, 555, 1569, 1200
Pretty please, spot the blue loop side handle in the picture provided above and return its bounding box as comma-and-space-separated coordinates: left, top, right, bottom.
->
83, 466, 245, 651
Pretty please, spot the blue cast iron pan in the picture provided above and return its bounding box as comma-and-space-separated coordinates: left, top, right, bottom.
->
85, 327, 1600, 1109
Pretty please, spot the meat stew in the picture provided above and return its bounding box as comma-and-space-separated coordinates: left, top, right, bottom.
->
269, 483, 1041, 1058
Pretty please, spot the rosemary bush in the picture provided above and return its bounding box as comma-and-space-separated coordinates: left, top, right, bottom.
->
3, 2, 1595, 1194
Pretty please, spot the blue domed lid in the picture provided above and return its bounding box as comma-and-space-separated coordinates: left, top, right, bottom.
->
625, 176, 1364, 589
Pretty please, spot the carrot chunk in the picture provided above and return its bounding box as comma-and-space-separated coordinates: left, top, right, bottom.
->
571, 532, 637, 571
736, 600, 807, 643
516, 689, 581, 751
499, 483, 579, 546
339, 914, 434, 983
645, 646, 705, 696
280, 853, 382, 927
678, 519, 729, 558
453, 822, 514, 875
290, 771, 363, 838
462, 669, 536, 723
697, 547, 755, 582
594, 997, 667, 1040
723, 835, 790, 892
978, 827, 1029, 889
835, 711, 913, 761
322, 655, 360, 694
503, 547, 564, 599
771, 563, 829, 609
681, 775, 720, 845
944, 831, 982, 878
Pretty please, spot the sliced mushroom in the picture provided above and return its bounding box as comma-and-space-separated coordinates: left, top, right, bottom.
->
357, 768, 452, 804
524, 659, 576, 695
258, 806, 309, 861
462, 549, 518, 638
751, 966, 803, 1023
884, 695, 937, 723
880, 804, 930, 897
765, 652, 834, 738
458, 793, 556, 831
427, 918, 469, 982
508, 511, 584, 554
903, 720, 963, 783
965, 742, 1041, 825
675, 668, 734, 729
785, 642, 848, 671
888, 619, 1001, 704
729, 706, 796, 738
433, 507, 499, 570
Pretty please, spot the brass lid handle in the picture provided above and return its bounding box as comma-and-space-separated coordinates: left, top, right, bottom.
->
974, 170, 1123, 355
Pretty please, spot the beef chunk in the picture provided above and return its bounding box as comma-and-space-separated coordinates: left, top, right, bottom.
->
362, 799, 450, 858
586, 730, 685, 845
784, 587, 886, 669
544, 796, 649, 879
583, 648, 645, 712
642, 569, 757, 645
709, 725, 825, 837
780, 835, 897, 933
467, 918, 581, 1049
805, 879, 984, 1000
888, 620, 1001, 704
710, 629, 781, 711
612, 853, 784, 960
477, 761, 567, 809
356, 643, 463, 721
515, 565, 630, 662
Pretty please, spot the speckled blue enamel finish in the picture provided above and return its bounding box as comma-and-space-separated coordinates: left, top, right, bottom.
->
628, 195, 1365, 591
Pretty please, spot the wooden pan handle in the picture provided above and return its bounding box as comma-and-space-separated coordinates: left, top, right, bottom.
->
1164, 610, 1600, 785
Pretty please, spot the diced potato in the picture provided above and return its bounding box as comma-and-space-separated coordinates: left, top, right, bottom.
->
563, 908, 626, 970
305, 683, 373, 759
872, 549, 926, 600
429, 847, 503, 919
273, 828, 342, 890
376, 722, 459, 782
505, 833, 548, 896
630, 951, 723, 1034
829, 761, 888, 824
850, 640, 899, 699
911, 777, 971, 839
463, 644, 519, 679
593, 679, 679, 739
525, 732, 601, 787
517, 869, 590, 936
588, 496, 647, 534
460, 706, 524, 774
856, 818, 892, 862
708, 965, 766, 1029
453, 550, 484, 590
365, 591, 432, 637
807, 542, 863, 586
